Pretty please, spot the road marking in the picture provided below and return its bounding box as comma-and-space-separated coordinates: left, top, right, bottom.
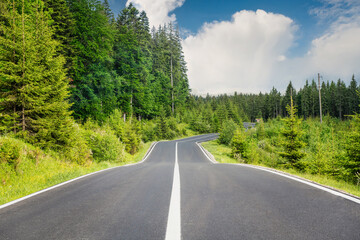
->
228, 163, 360, 205
0, 142, 158, 210
165, 142, 181, 240
196, 142, 217, 164
196, 143, 360, 205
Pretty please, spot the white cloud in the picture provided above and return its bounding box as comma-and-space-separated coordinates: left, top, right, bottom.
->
183, 10, 297, 95
309, 18, 360, 76
278, 11, 360, 90
310, 0, 360, 25
183, 7, 360, 95
126, 0, 185, 27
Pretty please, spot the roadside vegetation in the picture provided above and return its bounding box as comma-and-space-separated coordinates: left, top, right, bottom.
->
202, 103, 360, 197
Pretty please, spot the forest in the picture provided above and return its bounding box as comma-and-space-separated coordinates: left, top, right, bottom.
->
0, 0, 360, 203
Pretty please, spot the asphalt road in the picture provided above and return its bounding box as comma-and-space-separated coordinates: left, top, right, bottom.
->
1, 134, 360, 239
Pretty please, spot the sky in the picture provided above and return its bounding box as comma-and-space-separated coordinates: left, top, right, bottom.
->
108, 0, 360, 95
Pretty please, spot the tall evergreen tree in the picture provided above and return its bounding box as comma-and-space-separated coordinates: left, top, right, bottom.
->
279, 96, 305, 170
335, 79, 347, 120
114, 4, 156, 119
69, 0, 118, 121
348, 75, 359, 114
0, 0, 75, 148
282, 81, 296, 117
346, 92, 360, 181
43, 0, 75, 73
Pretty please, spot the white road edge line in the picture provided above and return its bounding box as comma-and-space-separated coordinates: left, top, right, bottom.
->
197, 142, 360, 205
165, 142, 181, 240
0, 142, 158, 210
230, 163, 360, 205
196, 142, 217, 164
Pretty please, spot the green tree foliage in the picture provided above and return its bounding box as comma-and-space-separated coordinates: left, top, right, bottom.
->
256, 119, 265, 140
83, 125, 125, 162
279, 97, 306, 170
0, 0, 76, 150
156, 106, 170, 139
346, 93, 360, 179
231, 128, 248, 160
218, 119, 237, 145
43, 0, 75, 72
68, 0, 118, 121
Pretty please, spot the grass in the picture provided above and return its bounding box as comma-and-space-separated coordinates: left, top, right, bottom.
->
201, 140, 360, 198
201, 140, 237, 164
0, 141, 154, 205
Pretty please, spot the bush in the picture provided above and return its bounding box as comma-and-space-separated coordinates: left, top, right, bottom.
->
106, 109, 125, 139
122, 126, 141, 154
231, 129, 248, 159
62, 124, 93, 165
141, 121, 157, 142
218, 119, 237, 145
84, 126, 125, 162
0, 137, 23, 170
346, 114, 360, 179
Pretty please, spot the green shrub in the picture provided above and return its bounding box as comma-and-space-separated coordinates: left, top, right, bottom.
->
256, 119, 265, 140
106, 109, 125, 139
346, 114, 360, 180
122, 126, 141, 154
84, 126, 125, 162
62, 124, 93, 165
231, 129, 248, 159
0, 137, 23, 170
218, 119, 237, 145
141, 121, 157, 142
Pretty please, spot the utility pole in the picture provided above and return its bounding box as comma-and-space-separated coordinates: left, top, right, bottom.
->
318, 73, 323, 124
171, 54, 174, 115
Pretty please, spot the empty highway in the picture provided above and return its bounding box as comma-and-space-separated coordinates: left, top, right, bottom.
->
1, 134, 360, 239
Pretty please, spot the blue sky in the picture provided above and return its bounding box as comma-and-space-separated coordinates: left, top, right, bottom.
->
108, 0, 360, 95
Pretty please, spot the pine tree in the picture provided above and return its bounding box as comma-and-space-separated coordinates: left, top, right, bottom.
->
282, 81, 296, 117
231, 128, 248, 160
69, 0, 117, 121
0, 0, 19, 133
335, 79, 346, 120
114, 3, 156, 119
279, 96, 306, 170
102, 0, 115, 25
0, 0, 76, 149
43, 0, 75, 73
348, 75, 359, 115
346, 91, 360, 181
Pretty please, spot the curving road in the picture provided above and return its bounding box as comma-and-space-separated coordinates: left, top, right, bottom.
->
1, 134, 360, 239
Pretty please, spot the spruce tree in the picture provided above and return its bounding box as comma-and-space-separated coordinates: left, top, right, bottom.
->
114, 4, 155, 119
279, 96, 306, 170
348, 75, 359, 114
43, 0, 75, 73
346, 91, 360, 180
69, 0, 117, 121
0, 0, 76, 149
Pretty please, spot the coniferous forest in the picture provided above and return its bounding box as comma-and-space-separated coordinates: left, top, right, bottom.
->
0, 0, 360, 202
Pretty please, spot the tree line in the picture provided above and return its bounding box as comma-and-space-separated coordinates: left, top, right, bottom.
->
183, 75, 359, 134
